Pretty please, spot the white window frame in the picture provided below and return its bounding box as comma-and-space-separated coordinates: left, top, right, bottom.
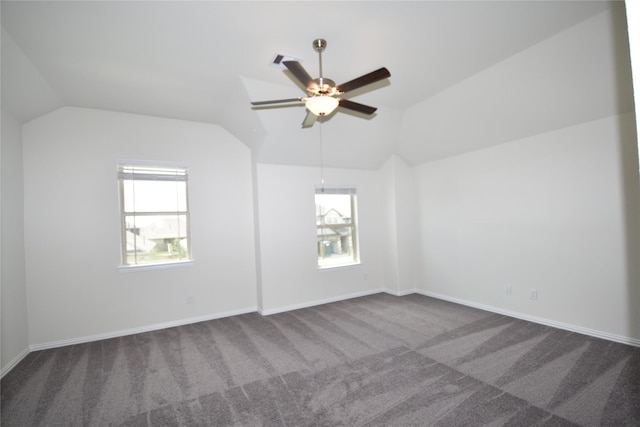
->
315, 187, 360, 269
117, 163, 192, 268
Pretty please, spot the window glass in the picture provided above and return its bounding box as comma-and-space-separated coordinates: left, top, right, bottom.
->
118, 164, 191, 267
315, 190, 359, 268
123, 180, 187, 212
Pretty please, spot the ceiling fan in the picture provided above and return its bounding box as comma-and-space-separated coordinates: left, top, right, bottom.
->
250, 39, 391, 127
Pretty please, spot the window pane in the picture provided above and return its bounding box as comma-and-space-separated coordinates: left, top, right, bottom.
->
123, 180, 187, 213
315, 194, 352, 224
318, 226, 355, 264
315, 192, 358, 268
124, 214, 189, 265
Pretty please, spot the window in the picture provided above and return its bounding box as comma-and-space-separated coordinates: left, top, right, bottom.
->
315, 188, 359, 268
118, 164, 191, 267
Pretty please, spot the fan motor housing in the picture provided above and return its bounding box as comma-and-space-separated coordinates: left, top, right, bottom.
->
308, 78, 341, 98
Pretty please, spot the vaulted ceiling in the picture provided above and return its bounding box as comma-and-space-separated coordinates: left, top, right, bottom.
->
1, 1, 634, 169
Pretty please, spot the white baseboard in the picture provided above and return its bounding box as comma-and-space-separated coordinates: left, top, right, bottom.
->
416, 289, 640, 348
29, 306, 258, 352
11, 289, 639, 377
1, 347, 30, 379
384, 288, 416, 297
258, 288, 385, 316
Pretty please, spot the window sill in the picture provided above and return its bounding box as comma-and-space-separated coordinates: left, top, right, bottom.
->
118, 260, 194, 272
318, 261, 361, 270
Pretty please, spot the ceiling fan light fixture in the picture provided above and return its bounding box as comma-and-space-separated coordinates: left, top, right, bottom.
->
250, 39, 390, 125
305, 95, 339, 116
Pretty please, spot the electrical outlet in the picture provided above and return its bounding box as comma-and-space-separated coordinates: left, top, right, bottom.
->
187, 295, 193, 304
505, 284, 512, 295
528, 289, 538, 300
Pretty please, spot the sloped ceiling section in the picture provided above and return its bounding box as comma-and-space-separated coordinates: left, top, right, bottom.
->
1, 29, 62, 122
219, 77, 267, 154
398, 4, 634, 165
1, 1, 630, 169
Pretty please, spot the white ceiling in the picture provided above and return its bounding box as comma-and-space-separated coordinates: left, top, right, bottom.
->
1, 1, 634, 169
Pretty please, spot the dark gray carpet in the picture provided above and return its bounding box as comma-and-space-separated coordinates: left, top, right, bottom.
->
2, 293, 639, 426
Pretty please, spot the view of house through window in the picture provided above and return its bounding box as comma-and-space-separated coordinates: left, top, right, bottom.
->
118, 164, 191, 266
315, 188, 359, 268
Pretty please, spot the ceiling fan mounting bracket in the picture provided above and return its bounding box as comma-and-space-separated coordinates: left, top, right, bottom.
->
312, 38, 327, 53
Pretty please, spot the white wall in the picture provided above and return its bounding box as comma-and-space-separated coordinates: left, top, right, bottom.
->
22, 107, 258, 347
391, 156, 419, 295
1, 111, 30, 374
256, 163, 389, 313
380, 155, 419, 295
416, 112, 640, 343
380, 158, 400, 293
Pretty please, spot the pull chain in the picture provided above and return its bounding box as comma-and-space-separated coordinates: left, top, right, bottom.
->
319, 120, 325, 192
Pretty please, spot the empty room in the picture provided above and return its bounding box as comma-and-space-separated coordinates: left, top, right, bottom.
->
2, 1, 639, 426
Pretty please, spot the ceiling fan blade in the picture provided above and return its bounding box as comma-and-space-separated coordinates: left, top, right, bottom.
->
338, 99, 377, 115
251, 97, 303, 106
283, 60, 314, 89
336, 67, 391, 94
301, 111, 317, 128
